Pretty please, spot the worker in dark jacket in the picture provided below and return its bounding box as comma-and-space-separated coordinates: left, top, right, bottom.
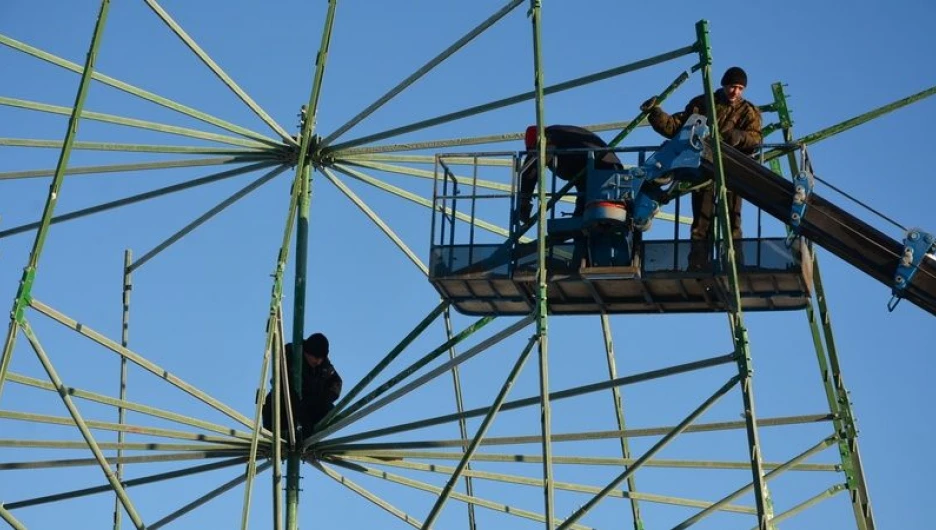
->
642, 66, 762, 268
518, 124, 624, 223
262, 332, 342, 433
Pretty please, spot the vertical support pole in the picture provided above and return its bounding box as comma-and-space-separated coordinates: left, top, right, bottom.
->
286, 160, 311, 530
599, 315, 644, 530
285, 3, 338, 528
771, 82, 874, 530
443, 308, 478, 530
113, 249, 132, 530
272, 308, 284, 530
0, 0, 112, 405
695, 20, 774, 530
529, 1, 555, 527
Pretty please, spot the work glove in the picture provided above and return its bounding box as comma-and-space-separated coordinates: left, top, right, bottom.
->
639, 96, 659, 113
722, 129, 744, 147
518, 202, 533, 224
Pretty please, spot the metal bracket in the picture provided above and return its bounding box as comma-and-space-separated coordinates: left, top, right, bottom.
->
888, 228, 936, 311
786, 167, 814, 245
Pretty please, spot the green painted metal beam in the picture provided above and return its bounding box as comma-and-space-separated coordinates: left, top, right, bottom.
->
0, 161, 278, 240
0, 439, 250, 452
0, 505, 26, 530
321, 168, 428, 275
557, 375, 741, 529
0, 137, 279, 155
441, 308, 478, 530
143, 0, 297, 145
327, 44, 697, 152
422, 334, 538, 528
5, 457, 248, 510
671, 436, 837, 529
30, 299, 257, 429
148, 461, 272, 530
313, 461, 423, 529
319, 301, 449, 427
308, 316, 531, 446
328, 450, 838, 472
323, 0, 525, 145
6, 372, 259, 441
0, 0, 109, 420
343, 455, 757, 514
0, 155, 269, 181
0, 410, 250, 445
598, 314, 644, 530
114, 250, 131, 530
0, 96, 274, 148
749, 484, 846, 530
319, 353, 735, 447
130, 165, 289, 272
324, 414, 831, 452
762, 84, 936, 162
695, 19, 773, 530
20, 318, 145, 529
0, 451, 246, 471
332, 163, 536, 240
331, 120, 645, 156
0, 33, 281, 146
325, 457, 594, 530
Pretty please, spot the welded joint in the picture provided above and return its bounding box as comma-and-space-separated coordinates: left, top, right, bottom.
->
11, 267, 36, 324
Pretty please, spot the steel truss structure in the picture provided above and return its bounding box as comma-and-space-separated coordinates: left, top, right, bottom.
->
0, 1, 933, 529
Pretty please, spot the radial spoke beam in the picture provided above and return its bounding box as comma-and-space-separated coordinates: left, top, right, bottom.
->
30, 299, 258, 429
327, 45, 696, 151
0, 505, 25, 530
0, 155, 269, 181
345, 455, 757, 514
5, 457, 248, 510
422, 334, 537, 528
319, 353, 735, 447
307, 316, 531, 446
332, 120, 643, 156
0, 96, 274, 148
325, 457, 594, 530
557, 376, 741, 529
327, 450, 839, 472
321, 301, 449, 426
20, 319, 146, 529
313, 461, 424, 529
322, 168, 428, 275
0, 451, 245, 471
0, 137, 278, 155
130, 164, 289, 272
0, 33, 281, 146
0, 410, 250, 445
323, 0, 524, 145
148, 461, 272, 530
143, 0, 297, 145
332, 163, 527, 240
323, 414, 831, 452
6, 372, 258, 440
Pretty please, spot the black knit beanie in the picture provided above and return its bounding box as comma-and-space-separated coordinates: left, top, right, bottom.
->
721, 67, 747, 87
303, 333, 329, 359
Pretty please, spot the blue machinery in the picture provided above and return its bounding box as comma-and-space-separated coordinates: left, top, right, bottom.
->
429, 119, 936, 317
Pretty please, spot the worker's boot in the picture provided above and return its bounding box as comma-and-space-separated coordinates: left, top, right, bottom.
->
687, 239, 710, 272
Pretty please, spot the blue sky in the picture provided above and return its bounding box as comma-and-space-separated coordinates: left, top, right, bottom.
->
1, 1, 934, 529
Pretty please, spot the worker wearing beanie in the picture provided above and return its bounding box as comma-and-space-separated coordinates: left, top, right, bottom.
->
640, 66, 762, 270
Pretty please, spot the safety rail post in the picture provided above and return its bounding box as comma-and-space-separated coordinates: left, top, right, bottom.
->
695, 19, 775, 530
771, 82, 875, 530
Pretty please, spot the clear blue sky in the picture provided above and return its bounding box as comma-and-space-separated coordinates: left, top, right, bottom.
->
1, 1, 934, 528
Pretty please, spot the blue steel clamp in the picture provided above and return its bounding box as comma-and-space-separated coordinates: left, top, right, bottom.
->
888, 229, 936, 311
786, 168, 814, 245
